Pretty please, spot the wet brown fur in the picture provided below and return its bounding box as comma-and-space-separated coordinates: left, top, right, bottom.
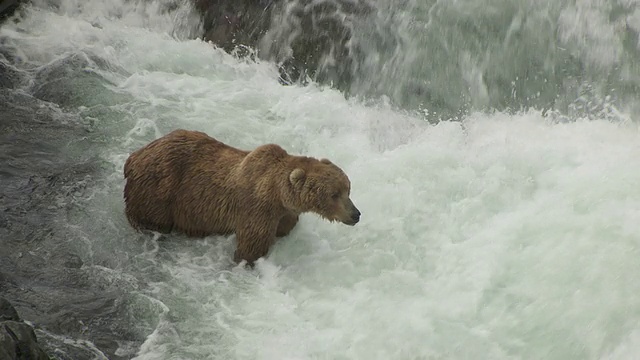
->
123, 129, 360, 265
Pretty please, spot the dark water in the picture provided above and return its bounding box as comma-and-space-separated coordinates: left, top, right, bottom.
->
0, 32, 157, 357
0, 78, 134, 359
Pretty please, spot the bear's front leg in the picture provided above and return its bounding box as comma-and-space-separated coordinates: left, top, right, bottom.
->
276, 212, 299, 237
234, 221, 278, 266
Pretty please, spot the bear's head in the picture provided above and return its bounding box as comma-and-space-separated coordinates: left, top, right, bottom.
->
284, 158, 360, 226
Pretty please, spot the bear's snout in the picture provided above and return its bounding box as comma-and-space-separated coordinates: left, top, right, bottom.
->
341, 201, 360, 226
350, 207, 361, 224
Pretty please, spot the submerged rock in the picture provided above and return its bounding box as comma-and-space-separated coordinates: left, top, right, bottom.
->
62, 254, 84, 269
0, 298, 49, 360
30, 52, 130, 109
0, 61, 23, 89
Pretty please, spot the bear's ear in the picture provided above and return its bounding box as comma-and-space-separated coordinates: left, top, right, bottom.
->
289, 168, 306, 186
320, 158, 332, 165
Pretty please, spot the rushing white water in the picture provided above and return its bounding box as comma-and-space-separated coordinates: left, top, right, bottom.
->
2, 0, 640, 359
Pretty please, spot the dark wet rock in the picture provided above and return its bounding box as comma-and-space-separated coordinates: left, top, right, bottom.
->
258, 0, 373, 89
0, 298, 49, 360
0, 322, 49, 360
0, 298, 20, 322
195, 0, 373, 90
0, 0, 23, 22
195, 0, 275, 53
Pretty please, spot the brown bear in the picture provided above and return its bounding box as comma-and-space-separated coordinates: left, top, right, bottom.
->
123, 129, 360, 265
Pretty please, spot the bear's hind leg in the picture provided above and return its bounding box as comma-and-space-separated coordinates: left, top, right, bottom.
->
180, 227, 211, 238
126, 207, 173, 234
276, 213, 299, 237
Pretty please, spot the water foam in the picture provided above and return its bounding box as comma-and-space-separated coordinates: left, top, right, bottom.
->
104, 34, 640, 356
125, 109, 640, 360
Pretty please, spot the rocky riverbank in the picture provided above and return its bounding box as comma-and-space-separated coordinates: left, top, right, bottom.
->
0, 298, 49, 360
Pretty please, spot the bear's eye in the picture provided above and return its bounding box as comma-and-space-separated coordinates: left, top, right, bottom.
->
331, 192, 340, 200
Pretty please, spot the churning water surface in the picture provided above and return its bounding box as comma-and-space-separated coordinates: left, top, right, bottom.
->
1, 0, 640, 359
